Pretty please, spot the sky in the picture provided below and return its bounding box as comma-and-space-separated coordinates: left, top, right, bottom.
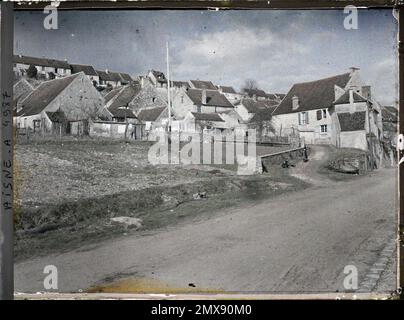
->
14, 9, 398, 105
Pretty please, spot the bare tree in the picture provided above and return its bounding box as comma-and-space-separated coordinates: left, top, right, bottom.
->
242, 79, 259, 92
27, 64, 37, 79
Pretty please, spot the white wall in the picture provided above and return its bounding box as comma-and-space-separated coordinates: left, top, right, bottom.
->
340, 131, 367, 150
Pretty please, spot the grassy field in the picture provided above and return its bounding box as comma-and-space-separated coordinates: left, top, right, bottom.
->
15, 138, 307, 261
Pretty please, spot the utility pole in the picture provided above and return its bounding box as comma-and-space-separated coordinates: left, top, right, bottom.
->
166, 41, 172, 133
0, 2, 14, 300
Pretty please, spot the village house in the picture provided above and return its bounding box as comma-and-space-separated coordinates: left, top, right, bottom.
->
234, 98, 279, 122
182, 111, 227, 134
70, 64, 100, 85
13, 54, 72, 80
137, 106, 168, 131
100, 84, 142, 122
217, 85, 242, 104
15, 72, 104, 135
148, 70, 168, 88
271, 68, 383, 157
130, 79, 168, 114
171, 88, 234, 119
96, 70, 124, 88
331, 88, 383, 166
242, 88, 281, 101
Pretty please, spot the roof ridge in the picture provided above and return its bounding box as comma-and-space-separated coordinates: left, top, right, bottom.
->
292, 72, 351, 86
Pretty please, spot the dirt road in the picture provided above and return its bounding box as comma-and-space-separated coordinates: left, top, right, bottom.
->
15, 156, 397, 293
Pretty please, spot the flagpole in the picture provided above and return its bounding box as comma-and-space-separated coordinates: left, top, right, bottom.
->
166, 41, 172, 132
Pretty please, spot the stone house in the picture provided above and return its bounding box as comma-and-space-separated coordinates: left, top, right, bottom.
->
171, 88, 234, 119
70, 64, 100, 85
101, 84, 141, 120
148, 70, 168, 88
234, 98, 279, 122
96, 70, 124, 88
137, 106, 168, 131
130, 79, 168, 114
217, 85, 242, 104
272, 68, 383, 157
13, 54, 71, 80
331, 88, 383, 166
182, 111, 227, 134
15, 72, 104, 134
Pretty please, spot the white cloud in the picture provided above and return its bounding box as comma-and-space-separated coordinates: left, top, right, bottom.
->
171, 27, 310, 92
365, 57, 397, 106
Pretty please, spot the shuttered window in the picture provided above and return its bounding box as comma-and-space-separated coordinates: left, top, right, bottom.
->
317, 110, 322, 120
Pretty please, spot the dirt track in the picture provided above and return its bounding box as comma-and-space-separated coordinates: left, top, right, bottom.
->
15, 146, 397, 293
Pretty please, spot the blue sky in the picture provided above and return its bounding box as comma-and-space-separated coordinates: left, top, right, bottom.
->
14, 9, 398, 105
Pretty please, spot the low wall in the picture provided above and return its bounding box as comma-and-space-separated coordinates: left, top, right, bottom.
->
259, 147, 306, 172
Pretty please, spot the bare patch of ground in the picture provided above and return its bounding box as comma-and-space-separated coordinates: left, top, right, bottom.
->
15, 138, 307, 261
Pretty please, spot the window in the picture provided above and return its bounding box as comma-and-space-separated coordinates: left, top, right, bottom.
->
299, 112, 308, 125
181, 96, 184, 104
152, 97, 156, 103
197, 105, 201, 113
320, 124, 327, 133
317, 109, 327, 120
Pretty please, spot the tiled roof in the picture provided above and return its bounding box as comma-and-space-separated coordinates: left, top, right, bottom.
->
17, 73, 80, 117
14, 54, 70, 69
337, 111, 367, 132
110, 108, 136, 119
171, 81, 190, 88
243, 89, 276, 100
218, 86, 237, 94
13, 79, 34, 107
137, 107, 167, 122
249, 108, 273, 122
96, 70, 122, 82
70, 64, 98, 76
186, 89, 233, 108
96, 70, 113, 81
334, 90, 368, 105
119, 73, 133, 82
273, 72, 351, 115
104, 87, 123, 103
241, 98, 279, 113
108, 85, 141, 112
191, 112, 224, 122
189, 80, 217, 90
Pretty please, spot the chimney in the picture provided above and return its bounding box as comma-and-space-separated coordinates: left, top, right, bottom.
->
202, 89, 207, 105
349, 89, 354, 105
349, 66, 360, 75
292, 96, 299, 110
362, 85, 371, 100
